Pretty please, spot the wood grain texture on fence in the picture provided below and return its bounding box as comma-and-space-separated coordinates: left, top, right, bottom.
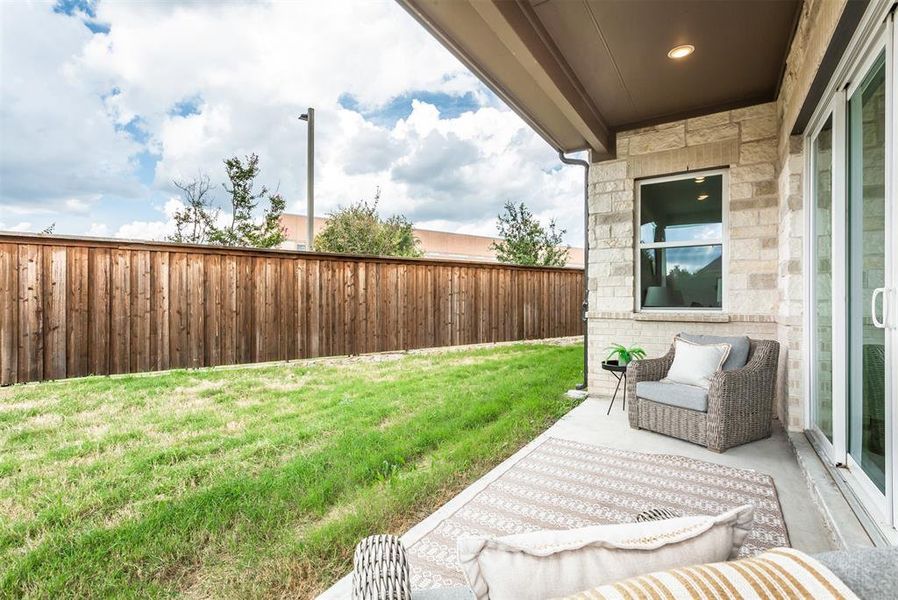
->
0, 234, 585, 385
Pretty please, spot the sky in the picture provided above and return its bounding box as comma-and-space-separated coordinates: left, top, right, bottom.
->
0, 0, 585, 245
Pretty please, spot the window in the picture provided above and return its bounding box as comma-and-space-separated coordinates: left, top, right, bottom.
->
637, 172, 725, 310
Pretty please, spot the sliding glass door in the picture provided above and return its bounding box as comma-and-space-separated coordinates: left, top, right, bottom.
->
847, 52, 888, 502
807, 12, 897, 535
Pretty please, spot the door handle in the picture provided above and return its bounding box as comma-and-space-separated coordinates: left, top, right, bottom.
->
871, 287, 886, 329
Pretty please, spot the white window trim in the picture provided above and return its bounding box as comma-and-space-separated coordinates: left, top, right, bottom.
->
634, 168, 729, 313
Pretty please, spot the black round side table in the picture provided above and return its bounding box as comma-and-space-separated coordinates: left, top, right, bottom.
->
600, 360, 628, 415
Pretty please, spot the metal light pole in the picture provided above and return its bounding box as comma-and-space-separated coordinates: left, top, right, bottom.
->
298, 108, 315, 250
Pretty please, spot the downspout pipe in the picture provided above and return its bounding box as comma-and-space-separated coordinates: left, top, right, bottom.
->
557, 151, 589, 391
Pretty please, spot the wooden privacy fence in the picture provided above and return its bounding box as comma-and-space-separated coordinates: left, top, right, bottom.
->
0, 234, 584, 385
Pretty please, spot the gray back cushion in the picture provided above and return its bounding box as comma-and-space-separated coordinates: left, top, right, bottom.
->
678, 333, 750, 371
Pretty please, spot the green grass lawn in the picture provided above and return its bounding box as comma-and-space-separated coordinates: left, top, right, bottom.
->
0, 342, 583, 599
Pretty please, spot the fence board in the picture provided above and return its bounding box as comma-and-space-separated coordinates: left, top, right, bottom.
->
150, 252, 170, 372
66, 247, 90, 377
17, 245, 43, 382
88, 248, 110, 375
236, 255, 253, 364
130, 251, 151, 373
109, 249, 131, 374
1, 245, 18, 384
42, 246, 67, 380
169, 252, 188, 369
306, 259, 320, 358
0, 234, 583, 384
186, 255, 205, 368
205, 254, 222, 367
221, 255, 238, 365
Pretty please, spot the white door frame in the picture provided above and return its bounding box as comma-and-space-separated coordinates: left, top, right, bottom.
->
804, 1, 898, 539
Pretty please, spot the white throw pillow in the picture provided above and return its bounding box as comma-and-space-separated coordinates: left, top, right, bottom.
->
456, 505, 754, 600
663, 338, 731, 389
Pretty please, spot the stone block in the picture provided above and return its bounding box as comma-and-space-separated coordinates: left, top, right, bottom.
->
739, 139, 778, 164
730, 195, 777, 211
731, 182, 753, 200
741, 115, 778, 141
729, 259, 777, 274
758, 207, 779, 224
590, 160, 628, 183
730, 210, 759, 227
730, 238, 761, 260
753, 180, 777, 196
732, 224, 778, 239
686, 111, 731, 130
789, 173, 802, 195
610, 263, 632, 276
611, 221, 633, 239
592, 180, 626, 193
616, 135, 630, 157
731, 163, 776, 183
686, 123, 740, 145
731, 102, 776, 121
749, 273, 777, 289
589, 193, 612, 213
627, 124, 686, 155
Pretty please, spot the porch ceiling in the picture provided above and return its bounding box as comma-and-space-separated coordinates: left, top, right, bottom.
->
398, 0, 802, 157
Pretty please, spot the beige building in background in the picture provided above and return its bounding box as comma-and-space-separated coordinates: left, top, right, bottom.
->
279, 213, 585, 267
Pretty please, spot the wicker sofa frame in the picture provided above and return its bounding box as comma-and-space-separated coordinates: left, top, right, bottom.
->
625, 337, 780, 453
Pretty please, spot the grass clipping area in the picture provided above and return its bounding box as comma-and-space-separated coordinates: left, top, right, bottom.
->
0, 342, 583, 599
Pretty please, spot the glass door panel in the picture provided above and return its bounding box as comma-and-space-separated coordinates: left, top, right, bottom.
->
813, 116, 835, 442
848, 53, 887, 495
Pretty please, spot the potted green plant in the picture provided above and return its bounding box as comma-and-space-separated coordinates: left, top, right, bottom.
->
604, 343, 646, 366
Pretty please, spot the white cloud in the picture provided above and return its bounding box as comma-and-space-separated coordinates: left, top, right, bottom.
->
1, 0, 584, 246
0, 2, 143, 208
87, 223, 110, 237
65, 198, 92, 213
0, 221, 34, 233
114, 219, 173, 241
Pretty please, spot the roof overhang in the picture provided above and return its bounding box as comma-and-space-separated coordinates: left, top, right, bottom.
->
398, 0, 804, 158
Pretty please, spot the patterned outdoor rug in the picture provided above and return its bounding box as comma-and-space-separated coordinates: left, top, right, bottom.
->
406, 437, 790, 590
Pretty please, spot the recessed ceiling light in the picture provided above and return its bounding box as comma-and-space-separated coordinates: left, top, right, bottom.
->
668, 44, 695, 59
694, 176, 705, 183
697, 194, 709, 201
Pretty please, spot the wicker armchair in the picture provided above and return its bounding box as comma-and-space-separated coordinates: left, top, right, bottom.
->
625, 337, 780, 453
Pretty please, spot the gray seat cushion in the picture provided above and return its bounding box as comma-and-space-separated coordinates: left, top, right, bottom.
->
636, 380, 709, 412
814, 547, 898, 599
679, 333, 751, 371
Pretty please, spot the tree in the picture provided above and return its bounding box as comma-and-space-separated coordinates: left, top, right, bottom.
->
169, 174, 218, 244
206, 154, 286, 248
491, 201, 568, 266
313, 188, 422, 257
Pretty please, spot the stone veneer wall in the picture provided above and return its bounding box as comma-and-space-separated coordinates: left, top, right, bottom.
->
771, 0, 846, 429
774, 136, 805, 429
587, 102, 782, 401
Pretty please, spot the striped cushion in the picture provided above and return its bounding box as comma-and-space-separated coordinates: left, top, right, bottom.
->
559, 548, 859, 600
634, 508, 681, 522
